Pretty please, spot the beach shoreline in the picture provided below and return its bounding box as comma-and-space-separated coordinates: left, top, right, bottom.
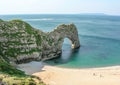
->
17, 61, 120, 85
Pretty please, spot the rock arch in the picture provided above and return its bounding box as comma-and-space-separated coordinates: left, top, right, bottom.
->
44, 24, 80, 60
48, 23, 80, 49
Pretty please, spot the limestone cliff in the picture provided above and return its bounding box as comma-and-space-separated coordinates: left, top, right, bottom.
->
0, 19, 80, 64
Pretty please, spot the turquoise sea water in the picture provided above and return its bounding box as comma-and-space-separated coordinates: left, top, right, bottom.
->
1, 14, 120, 68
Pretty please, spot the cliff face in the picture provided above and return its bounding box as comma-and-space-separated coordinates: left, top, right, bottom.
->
0, 19, 80, 64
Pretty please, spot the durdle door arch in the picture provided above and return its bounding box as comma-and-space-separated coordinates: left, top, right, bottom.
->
45, 23, 80, 60
49, 23, 80, 50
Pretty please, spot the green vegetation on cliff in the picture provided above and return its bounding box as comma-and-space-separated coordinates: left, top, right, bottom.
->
0, 19, 43, 60
0, 19, 45, 85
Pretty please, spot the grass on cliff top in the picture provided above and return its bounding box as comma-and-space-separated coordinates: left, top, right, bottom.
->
10, 19, 34, 34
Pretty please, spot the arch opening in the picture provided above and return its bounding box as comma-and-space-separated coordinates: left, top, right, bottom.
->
62, 38, 72, 49
58, 38, 73, 63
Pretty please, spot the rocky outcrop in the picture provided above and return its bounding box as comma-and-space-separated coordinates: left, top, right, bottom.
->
0, 19, 80, 64
44, 24, 80, 60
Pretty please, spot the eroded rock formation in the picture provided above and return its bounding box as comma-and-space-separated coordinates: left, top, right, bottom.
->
0, 19, 80, 64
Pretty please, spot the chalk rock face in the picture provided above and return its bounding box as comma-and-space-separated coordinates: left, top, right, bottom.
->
0, 20, 80, 64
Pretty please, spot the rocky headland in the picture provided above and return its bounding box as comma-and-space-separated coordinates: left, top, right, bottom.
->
0, 19, 80, 64
0, 19, 80, 84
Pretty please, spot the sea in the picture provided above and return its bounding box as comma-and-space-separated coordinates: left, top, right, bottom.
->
1, 14, 120, 68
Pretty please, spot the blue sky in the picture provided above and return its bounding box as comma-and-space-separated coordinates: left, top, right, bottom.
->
0, 0, 120, 15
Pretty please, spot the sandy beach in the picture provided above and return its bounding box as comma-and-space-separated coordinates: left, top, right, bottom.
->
18, 61, 120, 85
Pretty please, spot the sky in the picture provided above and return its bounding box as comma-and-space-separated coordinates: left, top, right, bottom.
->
0, 0, 120, 15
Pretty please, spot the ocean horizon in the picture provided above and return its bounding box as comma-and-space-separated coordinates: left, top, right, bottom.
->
1, 14, 120, 68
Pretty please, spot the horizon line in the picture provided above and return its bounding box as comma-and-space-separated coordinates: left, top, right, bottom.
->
0, 13, 120, 16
